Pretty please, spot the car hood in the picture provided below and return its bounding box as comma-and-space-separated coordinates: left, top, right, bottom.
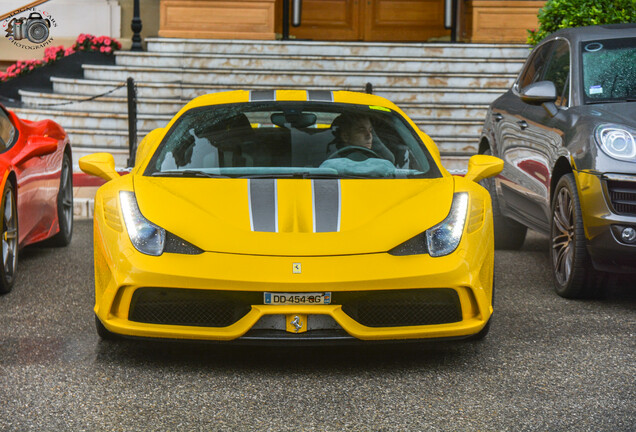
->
584, 101, 636, 128
133, 175, 454, 256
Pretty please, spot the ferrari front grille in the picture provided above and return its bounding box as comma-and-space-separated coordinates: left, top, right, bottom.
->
336, 288, 462, 327
606, 179, 636, 216
129, 288, 259, 327
127, 288, 462, 329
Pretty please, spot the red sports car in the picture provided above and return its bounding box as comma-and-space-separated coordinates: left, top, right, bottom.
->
0, 104, 73, 293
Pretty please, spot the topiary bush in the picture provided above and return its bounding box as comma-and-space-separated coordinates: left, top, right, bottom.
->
527, 0, 636, 45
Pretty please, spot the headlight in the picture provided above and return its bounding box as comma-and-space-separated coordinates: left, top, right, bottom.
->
595, 125, 636, 161
426, 192, 468, 257
120, 191, 166, 256
388, 193, 468, 257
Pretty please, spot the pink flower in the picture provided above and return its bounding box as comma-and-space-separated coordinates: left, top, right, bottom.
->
103, 46, 112, 54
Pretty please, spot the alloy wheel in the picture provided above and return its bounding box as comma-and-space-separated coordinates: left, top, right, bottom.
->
551, 186, 574, 285
60, 158, 73, 235
2, 188, 17, 282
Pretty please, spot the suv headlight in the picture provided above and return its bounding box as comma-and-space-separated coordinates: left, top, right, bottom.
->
426, 192, 469, 257
120, 191, 166, 256
595, 125, 636, 161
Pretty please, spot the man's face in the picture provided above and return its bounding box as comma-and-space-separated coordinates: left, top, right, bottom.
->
342, 118, 373, 148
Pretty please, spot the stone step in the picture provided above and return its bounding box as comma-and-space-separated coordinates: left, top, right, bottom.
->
14, 107, 171, 131
397, 103, 488, 119
52, 77, 511, 104
15, 104, 487, 131
441, 155, 472, 174
417, 119, 483, 137
65, 127, 133, 149
16, 93, 484, 139
115, 51, 525, 74
22, 86, 505, 118
429, 136, 478, 155
82, 65, 515, 95
145, 38, 531, 59
73, 145, 129, 168
19, 90, 186, 115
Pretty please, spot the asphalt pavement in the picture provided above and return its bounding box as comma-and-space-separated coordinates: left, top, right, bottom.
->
0, 220, 634, 431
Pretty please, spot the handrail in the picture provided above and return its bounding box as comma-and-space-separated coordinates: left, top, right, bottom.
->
0, 0, 51, 22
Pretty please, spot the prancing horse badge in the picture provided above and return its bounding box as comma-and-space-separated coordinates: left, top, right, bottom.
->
292, 263, 302, 274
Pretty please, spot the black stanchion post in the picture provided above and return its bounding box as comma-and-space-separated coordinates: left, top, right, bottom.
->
282, 0, 290, 40
127, 77, 137, 167
365, 82, 373, 94
131, 0, 143, 51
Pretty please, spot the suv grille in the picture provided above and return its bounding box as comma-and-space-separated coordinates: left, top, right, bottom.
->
606, 179, 636, 215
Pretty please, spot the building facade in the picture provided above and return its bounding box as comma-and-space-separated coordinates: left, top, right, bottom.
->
1, 0, 543, 65
158, 0, 544, 43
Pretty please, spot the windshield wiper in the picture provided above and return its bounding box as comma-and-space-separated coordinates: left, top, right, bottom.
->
151, 170, 229, 178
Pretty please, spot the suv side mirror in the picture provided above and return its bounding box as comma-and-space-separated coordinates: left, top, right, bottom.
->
520, 81, 558, 104
464, 154, 503, 183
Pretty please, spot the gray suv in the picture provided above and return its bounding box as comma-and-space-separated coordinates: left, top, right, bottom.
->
478, 24, 636, 298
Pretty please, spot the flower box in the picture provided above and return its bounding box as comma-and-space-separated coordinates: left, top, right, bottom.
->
0, 51, 116, 103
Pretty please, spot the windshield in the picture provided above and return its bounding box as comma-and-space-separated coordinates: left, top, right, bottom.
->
582, 37, 636, 103
145, 102, 441, 179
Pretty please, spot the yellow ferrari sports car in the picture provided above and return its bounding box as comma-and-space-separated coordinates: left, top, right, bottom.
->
80, 90, 503, 343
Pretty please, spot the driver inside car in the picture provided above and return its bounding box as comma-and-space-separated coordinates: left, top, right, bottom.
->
328, 113, 395, 163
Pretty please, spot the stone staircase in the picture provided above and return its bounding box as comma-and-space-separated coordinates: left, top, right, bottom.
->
13, 38, 530, 172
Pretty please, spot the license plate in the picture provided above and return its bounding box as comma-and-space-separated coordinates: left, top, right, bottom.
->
264, 292, 331, 305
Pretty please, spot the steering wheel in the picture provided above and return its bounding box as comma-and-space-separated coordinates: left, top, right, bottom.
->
328, 145, 381, 160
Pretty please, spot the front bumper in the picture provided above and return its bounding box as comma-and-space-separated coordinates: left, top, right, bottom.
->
93, 221, 494, 342
577, 171, 636, 273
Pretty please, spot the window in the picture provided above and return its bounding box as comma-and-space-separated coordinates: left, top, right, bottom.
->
543, 40, 570, 106
517, 41, 555, 91
0, 108, 16, 152
145, 102, 441, 179
582, 37, 636, 103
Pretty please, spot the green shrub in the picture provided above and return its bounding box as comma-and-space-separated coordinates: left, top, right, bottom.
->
527, 0, 636, 45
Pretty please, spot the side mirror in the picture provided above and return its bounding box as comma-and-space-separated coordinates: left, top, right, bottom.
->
15, 136, 58, 165
519, 81, 558, 105
464, 154, 503, 183
135, 128, 164, 167
79, 153, 120, 182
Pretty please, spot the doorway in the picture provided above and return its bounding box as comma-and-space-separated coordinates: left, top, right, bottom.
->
288, 0, 450, 42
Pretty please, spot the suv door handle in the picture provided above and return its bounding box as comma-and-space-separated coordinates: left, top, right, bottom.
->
493, 113, 503, 122
517, 120, 528, 130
